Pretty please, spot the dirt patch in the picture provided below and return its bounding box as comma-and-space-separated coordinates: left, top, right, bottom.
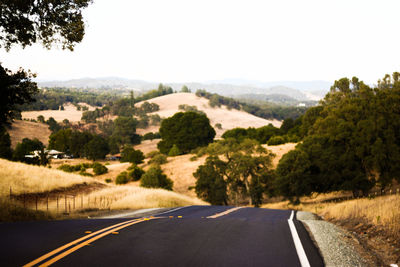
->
327, 218, 400, 266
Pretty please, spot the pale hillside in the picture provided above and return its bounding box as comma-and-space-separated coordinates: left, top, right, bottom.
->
135, 93, 282, 137
8, 120, 52, 148
22, 102, 95, 122
263, 143, 297, 167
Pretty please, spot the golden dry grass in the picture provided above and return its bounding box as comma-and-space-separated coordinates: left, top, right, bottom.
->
262, 193, 400, 239
135, 93, 282, 137
8, 120, 52, 148
160, 154, 207, 197
134, 139, 159, 155
21, 102, 95, 122
0, 159, 95, 196
263, 142, 297, 168
85, 185, 208, 210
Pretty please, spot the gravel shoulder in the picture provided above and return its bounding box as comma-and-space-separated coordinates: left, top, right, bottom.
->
297, 211, 376, 267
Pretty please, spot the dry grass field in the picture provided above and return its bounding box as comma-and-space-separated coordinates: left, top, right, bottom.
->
263, 142, 297, 167
21, 102, 95, 122
8, 120, 52, 148
0, 158, 95, 196
85, 185, 207, 210
135, 93, 282, 137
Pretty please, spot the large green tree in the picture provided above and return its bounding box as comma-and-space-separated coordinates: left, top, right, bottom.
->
194, 138, 274, 206
275, 73, 400, 200
158, 112, 216, 154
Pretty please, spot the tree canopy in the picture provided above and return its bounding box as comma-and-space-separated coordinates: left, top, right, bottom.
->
275, 73, 400, 201
0, 0, 92, 51
158, 112, 216, 154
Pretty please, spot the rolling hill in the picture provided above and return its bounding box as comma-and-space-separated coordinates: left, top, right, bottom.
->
135, 92, 282, 138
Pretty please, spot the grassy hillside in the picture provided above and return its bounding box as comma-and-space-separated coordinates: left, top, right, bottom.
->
135, 93, 282, 137
0, 158, 95, 196
8, 120, 52, 148
21, 102, 95, 122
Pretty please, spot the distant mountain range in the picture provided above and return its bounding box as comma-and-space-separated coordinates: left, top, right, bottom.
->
38, 77, 332, 103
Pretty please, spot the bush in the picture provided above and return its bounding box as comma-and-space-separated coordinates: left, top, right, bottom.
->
267, 135, 287, 146
148, 154, 167, 165
127, 164, 145, 181
58, 164, 75, 172
146, 150, 160, 158
115, 172, 129, 184
105, 178, 112, 183
140, 166, 173, 190
92, 162, 108, 175
168, 144, 181, 156
120, 146, 145, 164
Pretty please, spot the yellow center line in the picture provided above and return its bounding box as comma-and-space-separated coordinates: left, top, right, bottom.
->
206, 207, 244, 219
39, 217, 160, 266
23, 218, 145, 267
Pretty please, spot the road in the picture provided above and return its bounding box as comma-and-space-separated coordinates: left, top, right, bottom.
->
0, 206, 324, 267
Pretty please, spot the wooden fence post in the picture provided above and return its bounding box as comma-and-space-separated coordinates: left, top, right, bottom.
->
65, 195, 67, 213
57, 196, 59, 213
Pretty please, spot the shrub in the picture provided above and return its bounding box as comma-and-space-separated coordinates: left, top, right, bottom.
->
168, 144, 181, 156
127, 164, 145, 181
115, 172, 129, 184
146, 150, 160, 158
58, 164, 74, 172
120, 146, 145, 164
267, 135, 287, 146
140, 166, 173, 190
105, 178, 112, 183
148, 154, 167, 165
92, 162, 108, 175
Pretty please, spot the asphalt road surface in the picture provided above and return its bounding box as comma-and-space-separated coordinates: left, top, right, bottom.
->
0, 206, 324, 267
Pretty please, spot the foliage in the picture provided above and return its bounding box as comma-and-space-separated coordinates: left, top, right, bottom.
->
0, 0, 92, 51
214, 123, 222, 130
168, 144, 181, 156
112, 116, 140, 145
193, 156, 228, 205
115, 171, 129, 185
46, 117, 61, 133
181, 85, 191, 92
127, 164, 145, 181
140, 165, 173, 190
120, 146, 144, 164
92, 162, 108, 175
0, 65, 38, 127
158, 112, 216, 154
194, 138, 274, 206
143, 132, 161, 141
275, 73, 400, 201
13, 138, 44, 163
222, 124, 281, 144
84, 135, 109, 161
178, 104, 205, 115
148, 154, 168, 165
0, 127, 12, 159
267, 135, 287, 146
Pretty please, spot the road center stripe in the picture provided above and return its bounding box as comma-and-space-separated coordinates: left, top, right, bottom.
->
23, 217, 157, 267
207, 207, 243, 218
288, 210, 311, 267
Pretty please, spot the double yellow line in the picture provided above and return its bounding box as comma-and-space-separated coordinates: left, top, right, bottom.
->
24, 217, 160, 267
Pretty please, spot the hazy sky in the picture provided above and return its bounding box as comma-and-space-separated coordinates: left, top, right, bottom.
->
1, 0, 399, 84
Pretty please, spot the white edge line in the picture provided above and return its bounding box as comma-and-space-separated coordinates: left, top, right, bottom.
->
288, 210, 311, 267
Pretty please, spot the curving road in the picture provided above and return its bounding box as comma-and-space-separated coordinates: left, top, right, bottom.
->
0, 206, 324, 266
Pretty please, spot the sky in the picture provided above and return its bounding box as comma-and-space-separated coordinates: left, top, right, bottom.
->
1, 0, 400, 84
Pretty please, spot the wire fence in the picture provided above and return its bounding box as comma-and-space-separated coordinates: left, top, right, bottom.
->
7, 187, 119, 215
